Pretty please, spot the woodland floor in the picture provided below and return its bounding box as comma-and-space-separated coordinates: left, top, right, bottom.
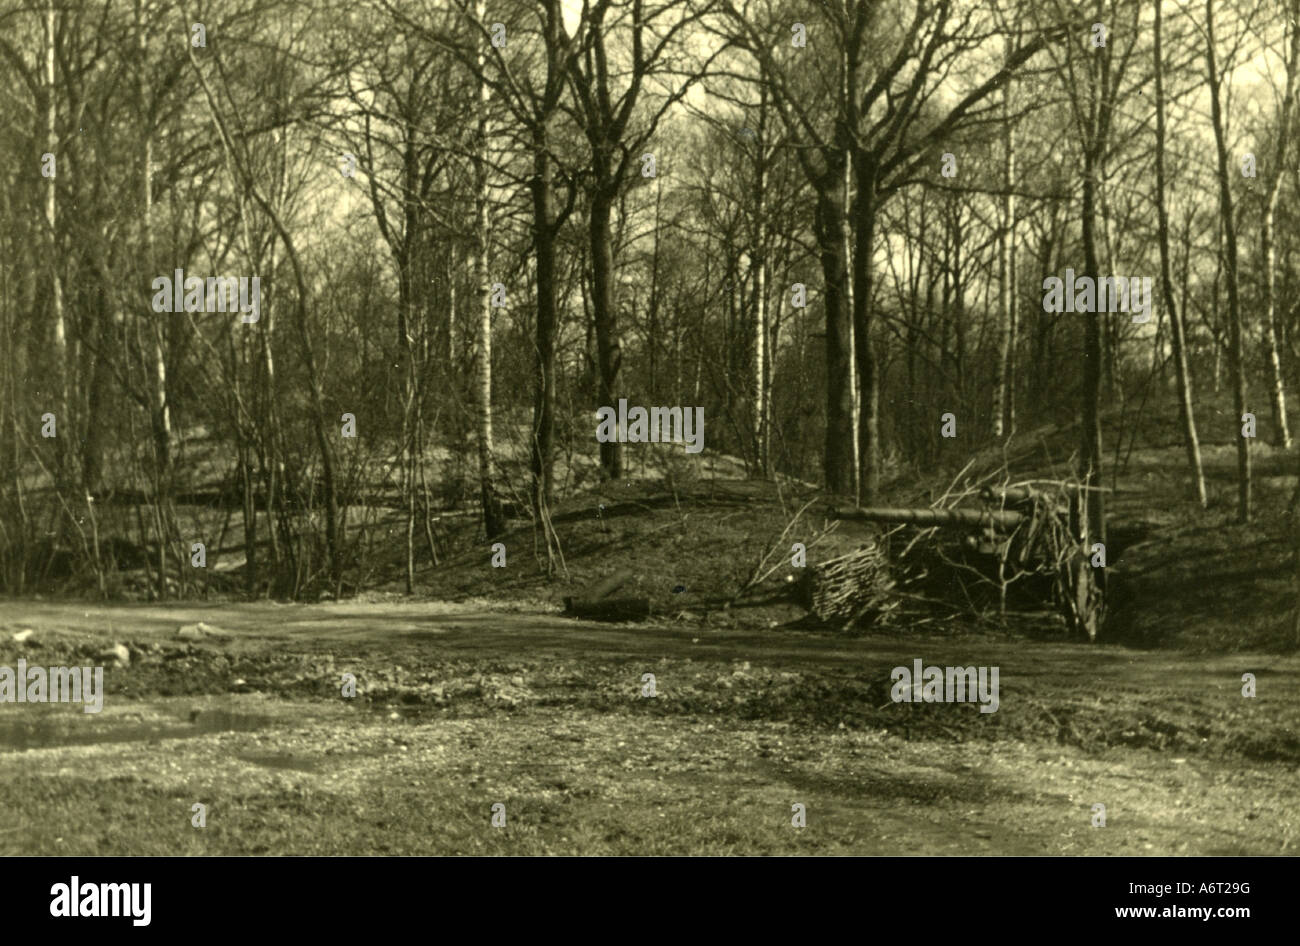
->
1, 412, 1298, 855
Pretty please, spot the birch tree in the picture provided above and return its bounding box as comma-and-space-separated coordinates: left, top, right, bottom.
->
1258, 0, 1298, 449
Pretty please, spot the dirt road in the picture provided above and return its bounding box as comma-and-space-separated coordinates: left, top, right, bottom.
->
1, 599, 1295, 854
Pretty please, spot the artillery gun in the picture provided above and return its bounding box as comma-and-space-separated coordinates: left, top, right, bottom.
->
803, 484, 1103, 640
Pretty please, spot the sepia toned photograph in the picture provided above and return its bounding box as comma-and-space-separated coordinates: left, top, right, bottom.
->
0, 0, 1295, 879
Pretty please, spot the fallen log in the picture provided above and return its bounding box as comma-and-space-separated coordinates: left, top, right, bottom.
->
563, 595, 652, 622
582, 568, 636, 601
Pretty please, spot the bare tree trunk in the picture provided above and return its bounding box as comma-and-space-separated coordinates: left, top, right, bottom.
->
393, 124, 416, 595
951, 202, 967, 415
530, 126, 558, 512
1008, 223, 1018, 434
241, 442, 256, 596
1081, 145, 1106, 549
446, 246, 457, 366
521, 1, 573, 515
81, 287, 113, 496
1206, 0, 1252, 523
136, 0, 173, 598
40, 0, 75, 601
589, 187, 624, 480
814, 180, 855, 498
189, 41, 342, 595
43, 0, 66, 436
844, 151, 861, 504
1262, 3, 1298, 449
762, 254, 775, 476
752, 241, 768, 477
993, 70, 1016, 438
745, 96, 768, 477
260, 245, 282, 589
472, 0, 503, 537
1154, 0, 1207, 507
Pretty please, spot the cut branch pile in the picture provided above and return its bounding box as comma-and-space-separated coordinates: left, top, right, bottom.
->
798, 541, 898, 627
824, 473, 1105, 640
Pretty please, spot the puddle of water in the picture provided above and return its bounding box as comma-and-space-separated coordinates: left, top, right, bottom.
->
0, 708, 276, 751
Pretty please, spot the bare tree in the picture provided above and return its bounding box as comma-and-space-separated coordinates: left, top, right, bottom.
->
1205, 0, 1251, 523
724, 0, 1072, 501
992, 39, 1016, 439
410, 0, 583, 513
188, 23, 345, 593
1259, 0, 1298, 449
1154, 0, 1206, 507
1041, 0, 1145, 551
567, 0, 719, 480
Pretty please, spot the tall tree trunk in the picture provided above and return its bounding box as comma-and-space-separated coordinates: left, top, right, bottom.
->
473, 0, 503, 536
752, 244, 767, 477
1261, 3, 1298, 449
1081, 145, 1106, 549
241, 441, 256, 597
445, 246, 457, 367
748, 115, 767, 477
81, 276, 113, 495
1206, 0, 1251, 523
993, 71, 1016, 438
951, 203, 966, 411
42, 0, 70, 598
648, 183, 660, 399
814, 178, 855, 497
399, 127, 418, 594
1154, 0, 1207, 507
530, 127, 558, 511
43, 0, 66, 440
589, 186, 623, 479
852, 155, 879, 505
137, 0, 172, 597
260, 240, 282, 587
189, 36, 341, 595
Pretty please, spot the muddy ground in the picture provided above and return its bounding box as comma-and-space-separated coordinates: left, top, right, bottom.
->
0, 598, 1295, 855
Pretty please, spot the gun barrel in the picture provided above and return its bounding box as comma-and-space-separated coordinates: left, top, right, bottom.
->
831, 506, 1025, 529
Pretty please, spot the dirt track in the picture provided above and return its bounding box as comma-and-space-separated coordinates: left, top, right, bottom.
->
1, 599, 1296, 854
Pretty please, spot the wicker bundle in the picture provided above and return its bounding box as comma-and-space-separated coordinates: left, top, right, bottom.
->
800, 541, 898, 626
